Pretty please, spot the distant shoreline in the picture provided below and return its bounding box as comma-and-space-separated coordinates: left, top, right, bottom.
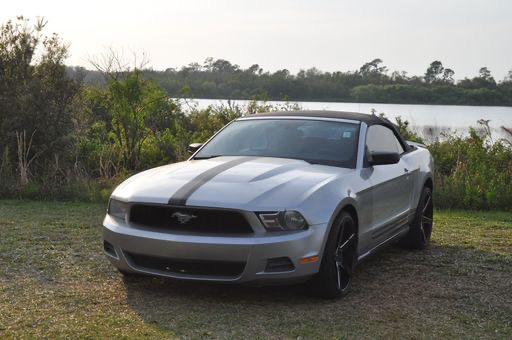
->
177, 97, 512, 109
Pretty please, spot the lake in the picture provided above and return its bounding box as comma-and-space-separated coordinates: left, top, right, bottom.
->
187, 98, 512, 140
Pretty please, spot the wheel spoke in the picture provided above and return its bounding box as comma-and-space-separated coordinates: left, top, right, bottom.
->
334, 250, 342, 262
419, 222, 426, 242
422, 216, 433, 225
338, 233, 355, 251
335, 262, 352, 292
422, 194, 432, 214
335, 232, 355, 262
336, 263, 341, 290
334, 220, 347, 257
337, 221, 346, 247
333, 216, 355, 292
420, 191, 433, 243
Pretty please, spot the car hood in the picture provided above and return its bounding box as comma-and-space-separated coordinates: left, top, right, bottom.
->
112, 156, 355, 211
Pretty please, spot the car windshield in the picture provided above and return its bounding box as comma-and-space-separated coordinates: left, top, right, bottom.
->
194, 118, 360, 168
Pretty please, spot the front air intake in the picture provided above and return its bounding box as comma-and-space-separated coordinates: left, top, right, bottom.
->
103, 240, 117, 258
265, 257, 295, 273
125, 252, 246, 278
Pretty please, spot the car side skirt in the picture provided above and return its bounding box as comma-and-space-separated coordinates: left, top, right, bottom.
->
357, 221, 410, 263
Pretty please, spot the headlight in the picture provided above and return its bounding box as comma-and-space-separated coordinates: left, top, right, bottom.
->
108, 199, 130, 222
258, 211, 308, 231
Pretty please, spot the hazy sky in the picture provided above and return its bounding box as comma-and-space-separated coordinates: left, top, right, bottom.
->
2, 0, 511, 80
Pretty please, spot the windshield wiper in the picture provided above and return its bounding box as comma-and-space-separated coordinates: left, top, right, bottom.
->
193, 155, 224, 160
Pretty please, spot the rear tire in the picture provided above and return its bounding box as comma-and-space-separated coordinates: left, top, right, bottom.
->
399, 186, 433, 249
308, 211, 357, 299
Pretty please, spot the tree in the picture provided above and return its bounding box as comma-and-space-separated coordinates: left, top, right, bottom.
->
425, 61, 444, 83
359, 58, 387, 75
107, 70, 173, 170
479, 67, 492, 80
211, 59, 238, 73
0, 16, 81, 185
506, 69, 512, 82
359, 59, 388, 82
247, 64, 260, 74
477, 67, 496, 88
203, 57, 214, 71
442, 68, 455, 84
390, 71, 409, 83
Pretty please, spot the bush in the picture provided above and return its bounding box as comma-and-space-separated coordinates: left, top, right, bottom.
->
377, 114, 512, 210
429, 129, 512, 210
0, 98, 300, 202
429, 128, 512, 210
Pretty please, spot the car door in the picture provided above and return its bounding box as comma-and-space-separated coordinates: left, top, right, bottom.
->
365, 125, 412, 243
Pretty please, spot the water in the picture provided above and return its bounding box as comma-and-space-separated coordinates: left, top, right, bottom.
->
187, 98, 512, 140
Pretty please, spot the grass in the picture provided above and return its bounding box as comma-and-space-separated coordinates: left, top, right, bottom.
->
0, 200, 511, 339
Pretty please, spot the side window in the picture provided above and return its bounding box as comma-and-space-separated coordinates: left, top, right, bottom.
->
366, 125, 404, 154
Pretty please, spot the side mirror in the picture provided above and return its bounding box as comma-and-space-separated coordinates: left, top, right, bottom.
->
369, 151, 400, 166
188, 143, 203, 155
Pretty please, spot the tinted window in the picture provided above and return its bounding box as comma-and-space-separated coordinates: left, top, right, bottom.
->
194, 119, 359, 168
366, 125, 404, 154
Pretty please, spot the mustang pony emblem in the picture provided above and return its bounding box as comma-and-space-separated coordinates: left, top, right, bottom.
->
172, 212, 197, 224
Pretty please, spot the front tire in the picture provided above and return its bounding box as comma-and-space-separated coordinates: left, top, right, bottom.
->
309, 211, 357, 299
400, 186, 433, 249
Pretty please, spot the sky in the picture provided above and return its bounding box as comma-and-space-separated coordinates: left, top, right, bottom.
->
2, 0, 512, 80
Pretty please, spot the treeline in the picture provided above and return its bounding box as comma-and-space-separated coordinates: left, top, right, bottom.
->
1, 17, 512, 210
71, 57, 512, 106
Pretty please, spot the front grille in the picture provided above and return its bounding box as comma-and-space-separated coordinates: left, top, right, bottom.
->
125, 252, 246, 278
129, 204, 253, 234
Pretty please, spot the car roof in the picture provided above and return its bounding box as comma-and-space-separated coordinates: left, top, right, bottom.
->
252, 110, 393, 126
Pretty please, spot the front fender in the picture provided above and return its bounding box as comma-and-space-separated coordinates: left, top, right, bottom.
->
315, 196, 361, 265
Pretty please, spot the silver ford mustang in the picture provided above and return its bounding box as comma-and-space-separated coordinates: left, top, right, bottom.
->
103, 111, 434, 298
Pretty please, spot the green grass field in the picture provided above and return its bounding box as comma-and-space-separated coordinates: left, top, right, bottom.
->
0, 200, 511, 339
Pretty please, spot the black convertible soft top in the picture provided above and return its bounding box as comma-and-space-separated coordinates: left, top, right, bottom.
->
252, 110, 412, 151
254, 110, 393, 126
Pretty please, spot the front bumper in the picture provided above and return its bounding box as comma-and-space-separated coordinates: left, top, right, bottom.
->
102, 214, 327, 284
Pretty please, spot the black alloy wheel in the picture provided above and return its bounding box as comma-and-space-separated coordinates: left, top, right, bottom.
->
334, 216, 356, 293
309, 211, 357, 299
420, 188, 433, 243
399, 186, 434, 249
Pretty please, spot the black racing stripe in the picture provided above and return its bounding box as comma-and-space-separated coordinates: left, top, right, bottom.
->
168, 157, 257, 206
